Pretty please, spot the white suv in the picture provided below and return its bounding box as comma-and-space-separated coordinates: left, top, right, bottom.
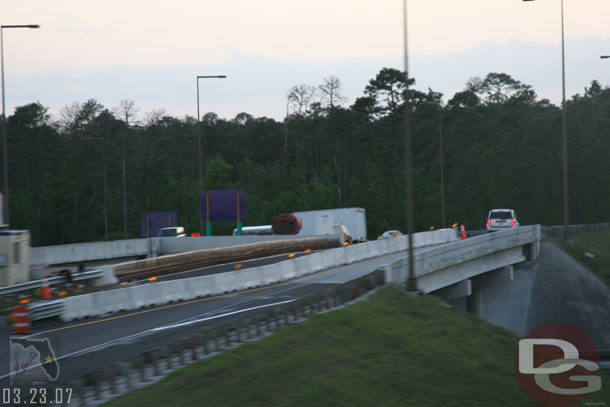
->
486, 209, 519, 231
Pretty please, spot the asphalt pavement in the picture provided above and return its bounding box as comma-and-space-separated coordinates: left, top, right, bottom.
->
0, 249, 409, 384
4, 237, 609, 386
475, 239, 610, 350
525, 240, 610, 349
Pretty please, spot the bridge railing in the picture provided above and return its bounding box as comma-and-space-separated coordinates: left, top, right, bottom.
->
542, 222, 610, 237
384, 225, 541, 293
0, 269, 104, 297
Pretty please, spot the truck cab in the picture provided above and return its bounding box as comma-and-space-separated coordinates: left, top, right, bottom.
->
158, 226, 186, 237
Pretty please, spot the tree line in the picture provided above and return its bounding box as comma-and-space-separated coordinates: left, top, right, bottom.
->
5, 69, 610, 246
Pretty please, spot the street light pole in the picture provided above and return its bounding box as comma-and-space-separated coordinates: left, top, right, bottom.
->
102, 134, 108, 241
1, 24, 39, 226
439, 101, 446, 229
522, 0, 569, 240
196, 75, 226, 235
122, 128, 128, 239
559, 0, 569, 241
403, 0, 417, 292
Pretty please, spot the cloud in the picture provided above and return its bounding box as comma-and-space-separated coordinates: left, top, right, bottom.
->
5, 37, 610, 121
65, 84, 89, 95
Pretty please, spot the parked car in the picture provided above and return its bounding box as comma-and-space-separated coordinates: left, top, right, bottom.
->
158, 226, 186, 237
486, 209, 519, 231
381, 230, 403, 239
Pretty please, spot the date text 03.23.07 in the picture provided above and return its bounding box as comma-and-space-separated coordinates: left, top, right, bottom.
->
2, 387, 73, 406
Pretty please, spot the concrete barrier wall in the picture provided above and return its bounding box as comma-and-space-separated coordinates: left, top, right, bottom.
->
37, 221, 597, 270
32, 227, 461, 268
415, 225, 539, 276
385, 225, 541, 293
32, 228, 461, 268
30, 235, 341, 267
31, 239, 159, 266
59, 228, 460, 321
158, 235, 337, 255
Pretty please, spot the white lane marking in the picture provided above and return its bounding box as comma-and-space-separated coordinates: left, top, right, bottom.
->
64, 298, 295, 358
1, 248, 416, 378
0, 298, 294, 380
18, 279, 306, 342
148, 299, 294, 332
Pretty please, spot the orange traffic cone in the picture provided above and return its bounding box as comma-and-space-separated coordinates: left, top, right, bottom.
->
12, 304, 31, 334
41, 278, 51, 300
460, 225, 467, 239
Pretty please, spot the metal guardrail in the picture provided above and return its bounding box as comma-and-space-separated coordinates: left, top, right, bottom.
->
0, 269, 103, 297
29, 299, 65, 321
70, 269, 104, 283
542, 223, 610, 237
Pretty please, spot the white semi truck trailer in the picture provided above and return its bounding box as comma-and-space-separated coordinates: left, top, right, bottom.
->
292, 208, 367, 242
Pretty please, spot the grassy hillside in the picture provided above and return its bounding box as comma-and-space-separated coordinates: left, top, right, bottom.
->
555, 231, 610, 288
106, 287, 609, 406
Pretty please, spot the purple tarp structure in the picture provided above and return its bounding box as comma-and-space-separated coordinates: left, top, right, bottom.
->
141, 211, 178, 237
200, 189, 247, 221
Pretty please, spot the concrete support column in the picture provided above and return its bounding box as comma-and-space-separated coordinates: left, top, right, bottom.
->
468, 266, 514, 318
467, 288, 484, 317
433, 279, 472, 303
523, 241, 540, 262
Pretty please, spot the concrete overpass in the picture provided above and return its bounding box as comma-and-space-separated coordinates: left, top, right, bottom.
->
383, 225, 541, 312
29, 226, 540, 322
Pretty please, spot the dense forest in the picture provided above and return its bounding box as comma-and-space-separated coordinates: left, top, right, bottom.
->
5, 68, 610, 246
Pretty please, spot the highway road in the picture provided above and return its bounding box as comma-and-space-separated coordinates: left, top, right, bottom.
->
525, 240, 610, 349
3, 237, 609, 386
0, 248, 413, 385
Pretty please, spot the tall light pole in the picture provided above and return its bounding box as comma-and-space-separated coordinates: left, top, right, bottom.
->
439, 100, 446, 229
403, 0, 417, 292
122, 127, 128, 239
523, 0, 569, 240
1, 24, 39, 225
196, 75, 226, 235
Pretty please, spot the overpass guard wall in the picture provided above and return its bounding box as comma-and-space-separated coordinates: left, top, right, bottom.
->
384, 225, 541, 293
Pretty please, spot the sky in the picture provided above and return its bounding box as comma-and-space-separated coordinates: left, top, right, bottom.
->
3, 0, 610, 122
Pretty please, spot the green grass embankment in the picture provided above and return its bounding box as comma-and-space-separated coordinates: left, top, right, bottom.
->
554, 231, 610, 288
105, 287, 610, 407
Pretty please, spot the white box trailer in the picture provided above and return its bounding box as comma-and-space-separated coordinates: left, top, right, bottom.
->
293, 208, 367, 242
0, 229, 31, 286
